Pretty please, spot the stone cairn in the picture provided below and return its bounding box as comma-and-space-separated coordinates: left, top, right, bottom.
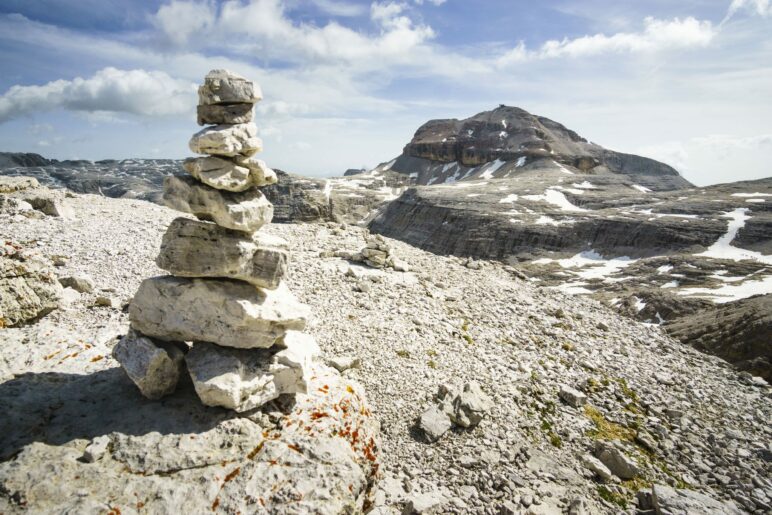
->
114, 70, 318, 412
336, 233, 410, 272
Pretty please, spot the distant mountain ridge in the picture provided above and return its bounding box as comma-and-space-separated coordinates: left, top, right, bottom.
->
382, 105, 692, 191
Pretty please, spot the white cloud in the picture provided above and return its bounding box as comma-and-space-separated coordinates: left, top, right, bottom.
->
151, 0, 435, 69
636, 142, 690, 172
723, 0, 772, 23
692, 134, 772, 149
498, 17, 716, 66
154, 0, 217, 46
310, 0, 367, 17
0, 67, 195, 123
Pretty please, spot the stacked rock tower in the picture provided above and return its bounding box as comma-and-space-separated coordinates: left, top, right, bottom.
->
114, 70, 318, 412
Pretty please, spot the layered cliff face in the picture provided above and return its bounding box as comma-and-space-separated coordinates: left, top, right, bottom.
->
391, 105, 691, 190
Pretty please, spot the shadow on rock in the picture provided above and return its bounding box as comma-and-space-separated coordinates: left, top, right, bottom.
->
0, 367, 241, 460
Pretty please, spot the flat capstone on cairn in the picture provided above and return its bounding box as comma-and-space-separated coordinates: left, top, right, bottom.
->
114, 70, 319, 412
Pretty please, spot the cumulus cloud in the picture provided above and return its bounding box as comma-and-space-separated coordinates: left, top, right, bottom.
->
0, 67, 195, 123
152, 0, 435, 68
636, 142, 690, 172
498, 17, 716, 66
310, 0, 367, 17
692, 134, 772, 151
154, 0, 217, 46
723, 0, 772, 23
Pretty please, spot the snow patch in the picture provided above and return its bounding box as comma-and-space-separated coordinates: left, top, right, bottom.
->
515, 156, 527, 168
549, 282, 594, 295
552, 160, 574, 175
631, 184, 652, 193
479, 159, 506, 180
678, 275, 772, 303
731, 192, 772, 197
322, 180, 332, 201
523, 189, 588, 212
534, 216, 575, 226
499, 194, 519, 204
697, 208, 772, 264
572, 181, 596, 190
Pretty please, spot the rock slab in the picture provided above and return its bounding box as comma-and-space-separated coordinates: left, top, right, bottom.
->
163, 174, 273, 233
129, 276, 309, 349
197, 69, 262, 106
156, 217, 288, 289
185, 332, 318, 412
189, 123, 262, 157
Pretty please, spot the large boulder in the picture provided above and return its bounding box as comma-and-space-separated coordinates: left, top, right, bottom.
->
651, 484, 742, 514
156, 218, 288, 289
448, 381, 493, 428
189, 123, 262, 157
594, 441, 639, 480
197, 69, 262, 106
129, 276, 309, 349
0, 249, 62, 327
182, 155, 276, 192
163, 175, 273, 233
0, 366, 380, 514
185, 332, 318, 412
112, 329, 186, 400
0, 176, 39, 193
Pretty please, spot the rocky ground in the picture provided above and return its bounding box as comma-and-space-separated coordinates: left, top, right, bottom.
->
2, 188, 771, 514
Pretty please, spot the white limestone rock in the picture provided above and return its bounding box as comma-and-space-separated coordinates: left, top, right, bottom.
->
183, 155, 276, 192
196, 103, 254, 126
112, 329, 186, 400
189, 123, 262, 157
581, 454, 613, 482
559, 385, 587, 408
129, 276, 309, 349
58, 274, 95, 293
156, 218, 288, 289
652, 484, 742, 514
82, 436, 110, 463
594, 441, 640, 480
163, 175, 273, 233
448, 381, 493, 428
185, 332, 319, 412
418, 404, 452, 443
197, 69, 262, 106
182, 156, 252, 192
0, 252, 62, 327
232, 155, 278, 186
0, 176, 39, 193
327, 355, 361, 372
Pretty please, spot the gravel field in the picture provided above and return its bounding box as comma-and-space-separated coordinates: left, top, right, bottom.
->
2, 192, 770, 514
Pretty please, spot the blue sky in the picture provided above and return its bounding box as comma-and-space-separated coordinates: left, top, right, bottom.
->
0, 0, 770, 185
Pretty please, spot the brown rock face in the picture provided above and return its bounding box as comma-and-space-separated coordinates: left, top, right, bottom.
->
399, 105, 684, 178
403, 106, 586, 167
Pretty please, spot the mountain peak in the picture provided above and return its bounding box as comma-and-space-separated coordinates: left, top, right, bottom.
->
391, 105, 689, 189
